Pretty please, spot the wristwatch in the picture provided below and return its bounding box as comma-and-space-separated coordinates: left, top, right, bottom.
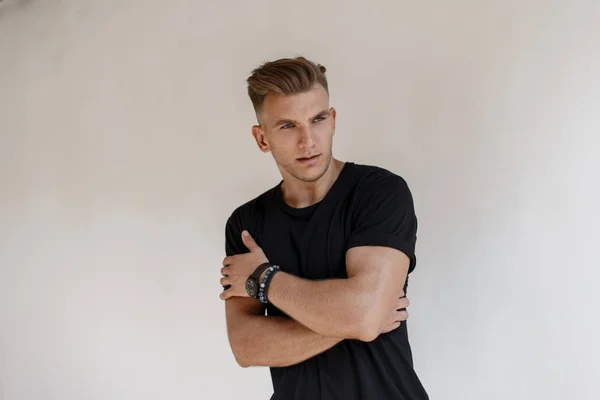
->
245, 263, 272, 299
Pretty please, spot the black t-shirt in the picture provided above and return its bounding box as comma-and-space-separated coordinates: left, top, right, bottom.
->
224, 162, 428, 400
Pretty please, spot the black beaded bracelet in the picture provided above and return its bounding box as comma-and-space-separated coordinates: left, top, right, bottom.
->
258, 264, 280, 304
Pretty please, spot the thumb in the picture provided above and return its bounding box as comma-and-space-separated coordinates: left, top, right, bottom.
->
241, 230, 259, 251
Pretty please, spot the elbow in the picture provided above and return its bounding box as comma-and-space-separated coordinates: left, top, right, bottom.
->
231, 346, 252, 368
234, 354, 250, 368
345, 317, 380, 343
355, 322, 381, 343
229, 334, 252, 368
350, 302, 384, 342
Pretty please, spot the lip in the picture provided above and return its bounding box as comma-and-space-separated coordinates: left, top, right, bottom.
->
297, 154, 320, 165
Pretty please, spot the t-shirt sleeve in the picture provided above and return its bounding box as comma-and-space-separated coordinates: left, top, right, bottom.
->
225, 209, 248, 257
223, 209, 249, 290
346, 172, 418, 273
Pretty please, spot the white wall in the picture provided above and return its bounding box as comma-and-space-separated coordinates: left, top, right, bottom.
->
1, 0, 599, 399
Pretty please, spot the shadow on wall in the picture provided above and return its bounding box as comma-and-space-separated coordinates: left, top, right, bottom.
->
0, 0, 39, 14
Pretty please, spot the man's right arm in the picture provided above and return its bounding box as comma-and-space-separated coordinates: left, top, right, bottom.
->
225, 293, 408, 368
222, 209, 340, 367
225, 296, 343, 368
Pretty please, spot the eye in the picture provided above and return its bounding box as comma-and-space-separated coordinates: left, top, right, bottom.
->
281, 123, 294, 130
313, 116, 326, 123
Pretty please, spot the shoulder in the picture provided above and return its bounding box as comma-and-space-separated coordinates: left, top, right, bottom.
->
224, 185, 278, 254
226, 185, 277, 229
348, 162, 412, 201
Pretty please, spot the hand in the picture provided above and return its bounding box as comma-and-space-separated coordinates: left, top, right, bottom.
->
220, 230, 269, 300
380, 290, 410, 334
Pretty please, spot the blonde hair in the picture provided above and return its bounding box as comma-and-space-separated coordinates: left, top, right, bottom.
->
247, 56, 329, 114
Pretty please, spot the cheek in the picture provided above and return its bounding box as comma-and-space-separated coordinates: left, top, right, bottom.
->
315, 123, 334, 142
268, 137, 294, 159
269, 135, 292, 152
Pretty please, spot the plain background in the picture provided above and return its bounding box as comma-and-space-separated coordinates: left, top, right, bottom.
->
1, 0, 599, 399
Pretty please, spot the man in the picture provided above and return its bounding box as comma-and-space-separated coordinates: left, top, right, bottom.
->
219, 56, 428, 400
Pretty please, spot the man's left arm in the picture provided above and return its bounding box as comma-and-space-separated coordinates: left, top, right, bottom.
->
266, 245, 410, 341
267, 173, 417, 341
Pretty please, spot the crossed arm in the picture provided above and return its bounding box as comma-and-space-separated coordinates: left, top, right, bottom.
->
224, 244, 410, 368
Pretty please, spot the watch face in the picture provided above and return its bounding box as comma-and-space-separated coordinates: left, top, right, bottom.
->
245, 278, 257, 297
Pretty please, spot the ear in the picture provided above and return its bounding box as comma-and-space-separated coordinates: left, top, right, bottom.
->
251, 125, 270, 153
330, 107, 337, 135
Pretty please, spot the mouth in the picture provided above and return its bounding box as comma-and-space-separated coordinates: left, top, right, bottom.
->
297, 154, 321, 165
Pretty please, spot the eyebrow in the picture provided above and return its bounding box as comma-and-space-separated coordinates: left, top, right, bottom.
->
272, 109, 331, 127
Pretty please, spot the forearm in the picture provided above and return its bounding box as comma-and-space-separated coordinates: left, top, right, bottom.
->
230, 313, 343, 368
267, 272, 377, 340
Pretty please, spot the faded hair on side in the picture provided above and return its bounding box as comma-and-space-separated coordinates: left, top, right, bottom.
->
247, 56, 329, 116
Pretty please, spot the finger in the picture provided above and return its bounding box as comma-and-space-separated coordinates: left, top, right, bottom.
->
397, 296, 409, 310
396, 309, 409, 321
222, 256, 234, 267
220, 289, 234, 300
220, 266, 230, 276
241, 230, 260, 251
220, 276, 230, 287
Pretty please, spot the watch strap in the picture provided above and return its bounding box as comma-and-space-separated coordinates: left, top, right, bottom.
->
251, 262, 272, 280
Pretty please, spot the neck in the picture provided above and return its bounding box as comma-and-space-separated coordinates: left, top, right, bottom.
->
280, 158, 344, 208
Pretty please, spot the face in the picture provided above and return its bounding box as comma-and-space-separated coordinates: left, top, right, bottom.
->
251, 84, 336, 183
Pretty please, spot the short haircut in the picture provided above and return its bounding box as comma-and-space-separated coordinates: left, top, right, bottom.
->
246, 56, 329, 116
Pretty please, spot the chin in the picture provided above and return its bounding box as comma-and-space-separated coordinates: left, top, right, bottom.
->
293, 160, 331, 182
297, 173, 323, 183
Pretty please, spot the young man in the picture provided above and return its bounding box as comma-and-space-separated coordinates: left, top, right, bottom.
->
219, 57, 428, 400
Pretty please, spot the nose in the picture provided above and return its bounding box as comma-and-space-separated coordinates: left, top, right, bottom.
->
297, 126, 315, 149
